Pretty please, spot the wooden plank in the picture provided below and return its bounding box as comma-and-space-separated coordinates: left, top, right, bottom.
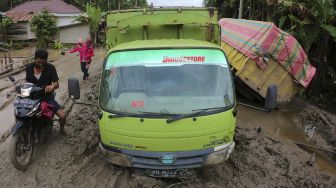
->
6, 34, 28, 40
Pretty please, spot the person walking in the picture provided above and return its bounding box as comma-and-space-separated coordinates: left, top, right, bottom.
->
68, 38, 88, 80
84, 37, 94, 79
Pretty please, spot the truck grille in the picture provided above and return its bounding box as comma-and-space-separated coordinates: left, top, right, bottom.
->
123, 149, 212, 169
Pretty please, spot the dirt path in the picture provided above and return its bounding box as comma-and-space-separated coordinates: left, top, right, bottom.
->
0, 49, 335, 187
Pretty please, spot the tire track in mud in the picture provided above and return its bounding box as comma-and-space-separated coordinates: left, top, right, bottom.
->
61, 73, 135, 187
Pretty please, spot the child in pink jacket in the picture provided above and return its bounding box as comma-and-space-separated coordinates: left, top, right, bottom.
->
69, 38, 88, 80
84, 37, 94, 79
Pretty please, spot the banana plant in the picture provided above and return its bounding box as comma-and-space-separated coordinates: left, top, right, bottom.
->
278, 0, 336, 52
75, 3, 102, 43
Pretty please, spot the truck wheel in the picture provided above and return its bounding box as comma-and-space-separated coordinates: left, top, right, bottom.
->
264, 84, 277, 110
8, 127, 33, 171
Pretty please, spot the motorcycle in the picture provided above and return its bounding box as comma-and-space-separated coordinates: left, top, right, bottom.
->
7, 76, 54, 170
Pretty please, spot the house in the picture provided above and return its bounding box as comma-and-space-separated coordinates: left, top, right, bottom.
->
4, 0, 90, 43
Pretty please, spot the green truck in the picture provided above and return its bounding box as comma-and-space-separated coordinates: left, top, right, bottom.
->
69, 8, 236, 177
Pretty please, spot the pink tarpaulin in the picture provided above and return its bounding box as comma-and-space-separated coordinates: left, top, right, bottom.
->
219, 18, 316, 87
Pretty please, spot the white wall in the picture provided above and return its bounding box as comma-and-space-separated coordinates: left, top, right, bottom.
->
53, 13, 81, 27
58, 24, 90, 44
27, 22, 36, 39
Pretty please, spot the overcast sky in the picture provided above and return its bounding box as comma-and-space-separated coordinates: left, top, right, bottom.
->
147, 0, 204, 7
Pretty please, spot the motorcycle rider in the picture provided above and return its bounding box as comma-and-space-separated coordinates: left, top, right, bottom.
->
25, 49, 66, 135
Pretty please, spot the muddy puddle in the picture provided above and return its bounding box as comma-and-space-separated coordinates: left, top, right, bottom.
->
238, 104, 336, 176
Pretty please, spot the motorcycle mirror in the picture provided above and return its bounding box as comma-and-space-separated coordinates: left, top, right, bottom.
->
68, 78, 80, 99
8, 76, 15, 82
16, 86, 21, 93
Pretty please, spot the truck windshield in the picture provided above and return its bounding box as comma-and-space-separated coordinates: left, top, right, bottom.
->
100, 49, 234, 115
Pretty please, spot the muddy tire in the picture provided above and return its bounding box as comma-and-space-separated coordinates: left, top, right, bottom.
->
8, 127, 33, 171
40, 120, 53, 143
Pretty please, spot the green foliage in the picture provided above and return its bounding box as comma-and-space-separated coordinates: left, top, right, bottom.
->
53, 40, 64, 50
1, 17, 13, 42
3, 40, 24, 50
31, 9, 58, 49
75, 4, 102, 43
3, 17, 13, 28
205, 0, 336, 108
6, 40, 14, 50
86, 3, 101, 35
321, 24, 336, 42
11, 42, 23, 50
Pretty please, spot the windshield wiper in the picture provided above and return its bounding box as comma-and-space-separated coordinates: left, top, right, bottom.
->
138, 111, 176, 116
108, 113, 130, 118
108, 111, 174, 118
166, 106, 230, 124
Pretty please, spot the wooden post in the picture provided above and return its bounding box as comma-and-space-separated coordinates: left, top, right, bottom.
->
0, 14, 3, 42
0, 59, 3, 72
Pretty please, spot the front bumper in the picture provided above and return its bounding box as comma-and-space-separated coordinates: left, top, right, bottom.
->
99, 141, 235, 169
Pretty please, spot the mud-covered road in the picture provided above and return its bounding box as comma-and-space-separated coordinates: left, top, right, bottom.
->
0, 49, 335, 187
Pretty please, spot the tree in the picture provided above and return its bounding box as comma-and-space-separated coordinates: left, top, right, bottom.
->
283, 0, 336, 104
75, 3, 102, 44
2, 17, 13, 42
31, 9, 58, 49
205, 0, 336, 109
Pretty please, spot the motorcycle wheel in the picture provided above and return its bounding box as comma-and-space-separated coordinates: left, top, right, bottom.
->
39, 119, 53, 143
8, 126, 33, 171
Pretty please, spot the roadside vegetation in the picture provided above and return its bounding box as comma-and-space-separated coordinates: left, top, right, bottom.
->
75, 4, 102, 44
31, 9, 58, 49
205, 0, 336, 111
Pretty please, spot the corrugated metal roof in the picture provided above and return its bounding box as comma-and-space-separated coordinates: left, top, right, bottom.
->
4, 11, 34, 22
6, 0, 81, 17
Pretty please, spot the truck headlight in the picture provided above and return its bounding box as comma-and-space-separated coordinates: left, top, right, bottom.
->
204, 142, 235, 166
99, 143, 131, 167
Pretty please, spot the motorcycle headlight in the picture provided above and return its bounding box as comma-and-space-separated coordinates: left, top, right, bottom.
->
20, 83, 34, 97
21, 87, 32, 97
26, 102, 40, 117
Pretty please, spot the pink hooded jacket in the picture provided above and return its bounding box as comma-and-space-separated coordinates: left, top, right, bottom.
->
69, 42, 86, 63
84, 40, 94, 63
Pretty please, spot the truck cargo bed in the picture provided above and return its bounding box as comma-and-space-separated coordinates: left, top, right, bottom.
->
221, 42, 297, 103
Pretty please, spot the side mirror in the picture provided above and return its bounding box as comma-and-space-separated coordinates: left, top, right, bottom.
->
68, 78, 80, 99
15, 86, 21, 93
264, 84, 277, 110
8, 76, 15, 82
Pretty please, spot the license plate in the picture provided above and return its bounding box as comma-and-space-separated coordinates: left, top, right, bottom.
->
16, 99, 32, 104
15, 99, 33, 106
149, 169, 178, 178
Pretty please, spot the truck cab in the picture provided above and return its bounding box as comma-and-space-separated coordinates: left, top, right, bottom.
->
70, 8, 237, 177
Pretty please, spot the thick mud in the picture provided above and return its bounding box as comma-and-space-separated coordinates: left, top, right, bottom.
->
0, 49, 335, 187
